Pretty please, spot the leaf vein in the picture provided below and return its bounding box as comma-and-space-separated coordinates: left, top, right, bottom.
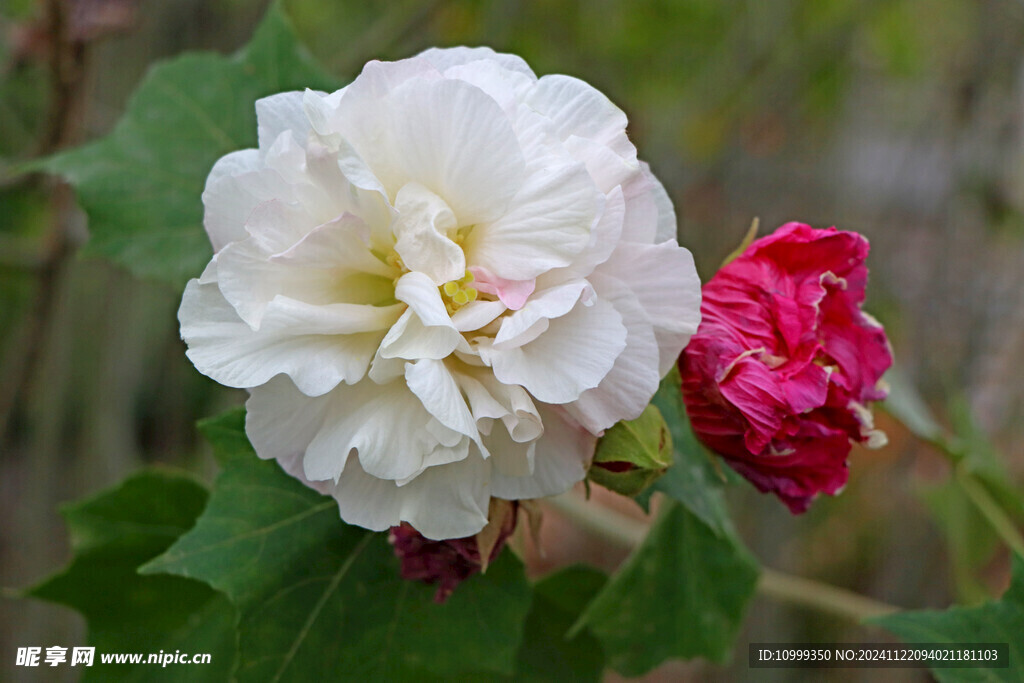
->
271, 533, 374, 682
155, 501, 335, 566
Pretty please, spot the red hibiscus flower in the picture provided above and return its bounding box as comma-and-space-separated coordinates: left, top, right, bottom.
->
680, 223, 892, 512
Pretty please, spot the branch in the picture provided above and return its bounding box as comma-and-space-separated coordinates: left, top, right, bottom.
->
883, 399, 1024, 560
955, 466, 1024, 557
545, 491, 899, 623
0, 0, 89, 442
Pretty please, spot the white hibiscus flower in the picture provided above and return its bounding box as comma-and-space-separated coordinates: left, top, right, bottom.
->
179, 47, 701, 540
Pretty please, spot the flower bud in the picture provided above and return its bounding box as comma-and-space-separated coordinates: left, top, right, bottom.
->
389, 499, 518, 603
588, 404, 674, 497
681, 223, 892, 512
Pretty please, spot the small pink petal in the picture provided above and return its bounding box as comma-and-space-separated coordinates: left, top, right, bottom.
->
469, 266, 536, 310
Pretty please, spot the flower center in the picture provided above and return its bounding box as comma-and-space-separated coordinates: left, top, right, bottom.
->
441, 270, 478, 313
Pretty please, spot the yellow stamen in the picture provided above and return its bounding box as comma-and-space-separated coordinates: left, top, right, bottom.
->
443, 281, 459, 296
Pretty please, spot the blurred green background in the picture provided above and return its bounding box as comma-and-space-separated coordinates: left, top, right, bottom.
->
2, 0, 1022, 680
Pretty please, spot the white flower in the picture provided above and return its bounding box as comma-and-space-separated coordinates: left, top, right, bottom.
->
179, 47, 702, 540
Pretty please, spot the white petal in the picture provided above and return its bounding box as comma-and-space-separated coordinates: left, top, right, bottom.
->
271, 213, 389, 274
255, 91, 310, 151
450, 300, 506, 332
394, 451, 490, 540
392, 183, 464, 284
527, 74, 635, 159
425, 418, 465, 449
259, 296, 402, 336
331, 451, 490, 540
486, 422, 535, 477
206, 148, 261, 188
180, 279, 397, 394
564, 135, 640, 196
303, 380, 438, 482
405, 359, 477, 441
302, 87, 348, 137
243, 198, 318, 253
596, 240, 702, 374
416, 46, 537, 79
197, 257, 219, 284
457, 369, 543, 443
440, 59, 534, 117
263, 130, 308, 185
328, 457, 406, 532
395, 271, 455, 326
494, 280, 591, 347
337, 76, 526, 224
642, 161, 678, 243
341, 58, 441, 111
619, 169, 663, 244
566, 273, 660, 433
483, 296, 627, 404
454, 371, 508, 426
379, 272, 463, 360
464, 160, 599, 281
202, 149, 262, 251
367, 347, 405, 385
378, 309, 461, 362
558, 185, 626, 280
490, 407, 593, 499
395, 438, 471, 486
216, 234, 336, 328
245, 376, 334, 495
299, 135, 396, 239
303, 90, 393, 203
217, 209, 393, 330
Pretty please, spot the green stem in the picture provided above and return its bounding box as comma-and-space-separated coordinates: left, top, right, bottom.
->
955, 466, 1024, 557
546, 492, 899, 622
757, 568, 896, 621
894, 410, 1024, 560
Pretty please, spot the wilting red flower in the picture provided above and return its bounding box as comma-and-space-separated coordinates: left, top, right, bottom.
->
389, 501, 518, 603
680, 223, 892, 512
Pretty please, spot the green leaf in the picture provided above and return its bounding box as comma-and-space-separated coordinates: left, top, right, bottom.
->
515, 566, 607, 682
638, 367, 737, 538
573, 501, 759, 676
142, 410, 532, 682
870, 553, 1024, 682
41, 2, 338, 288
27, 469, 237, 682
197, 406, 253, 465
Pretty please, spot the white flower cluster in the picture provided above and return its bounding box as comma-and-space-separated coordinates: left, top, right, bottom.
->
179, 47, 701, 539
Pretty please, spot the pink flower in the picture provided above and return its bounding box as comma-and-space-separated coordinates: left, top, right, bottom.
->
680, 223, 892, 512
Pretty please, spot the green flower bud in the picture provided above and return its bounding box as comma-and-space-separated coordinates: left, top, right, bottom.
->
588, 404, 674, 497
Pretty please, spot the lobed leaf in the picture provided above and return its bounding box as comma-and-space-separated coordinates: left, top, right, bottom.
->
27, 469, 237, 682
142, 410, 532, 682
40, 2, 339, 288
871, 554, 1024, 682
514, 565, 607, 682
573, 500, 759, 676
